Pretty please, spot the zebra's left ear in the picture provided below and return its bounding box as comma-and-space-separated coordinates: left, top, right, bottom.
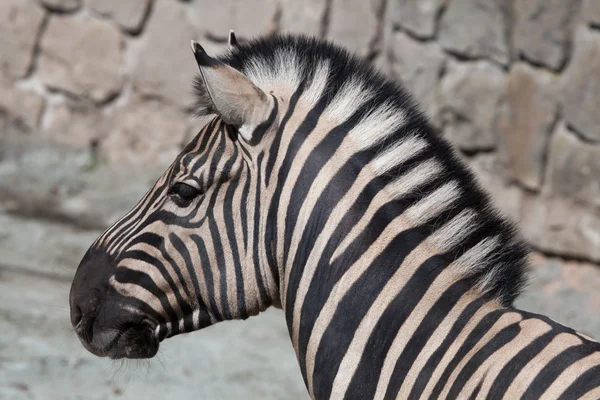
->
190, 40, 274, 144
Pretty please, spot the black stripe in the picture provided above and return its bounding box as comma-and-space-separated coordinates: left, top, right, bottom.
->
190, 234, 222, 321
295, 173, 457, 380
207, 206, 232, 320
252, 152, 269, 302
469, 378, 484, 400
113, 265, 179, 328
445, 322, 522, 399
120, 232, 193, 326
247, 96, 278, 145
108, 182, 169, 252
168, 233, 209, 330
206, 127, 227, 185
223, 169, 247, 318
311, 242, 447, 399
265, 80, 331, 300
284, 147, 441, 338
427, 309, 506, 399
282, 104, 369, 266
487, 330, 556, 400
189, 121, 224, 176
182, 117, 219, 166
375, 279, 474, 400
409, 297, 485, 398
350, 215, 499, 399
240, 173, 251, 251
284, 152, 365, 339
265, 82, 305, 185
557, 364, 600, 400
522, 343, 597, 399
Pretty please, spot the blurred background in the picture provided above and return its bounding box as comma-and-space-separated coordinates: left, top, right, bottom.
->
1, 0, 599, 398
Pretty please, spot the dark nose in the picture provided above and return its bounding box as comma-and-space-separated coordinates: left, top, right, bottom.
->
69, 248, 115, 337
71, 289, 102, 341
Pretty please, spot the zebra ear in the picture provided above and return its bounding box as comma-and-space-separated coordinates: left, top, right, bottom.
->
190, 40, 273, 144
228, 30, 238, 48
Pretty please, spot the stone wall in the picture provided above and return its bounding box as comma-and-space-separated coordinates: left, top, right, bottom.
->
1, 0, 600, 263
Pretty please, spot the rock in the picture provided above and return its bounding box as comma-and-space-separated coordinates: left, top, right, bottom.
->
87, 0, 151, 34
0, 0, 46, 80
583, 0, 600, 26
189, 0, 277, 40
516, 256, 600, 339
232, 0, 279, 38
390, 32, 445, 122
546, 123, 600, 209
37, 14, 124, 102
513, 0, 580, 70
392, 0, 445, 39
132, 0, 202, 108
561, 26, 600, 142
499, 63, 558, 190
468, 154, 523, 222
0, 213, 100, 280
438, 0, 510, 65
521, 195, 600, 263
280, 0, 327, 36
439, 60, 505, 151
44, 100, 107, 148
0, 79, 45, 131
102, 98, 189, 168
371, 0, 395, 74
0, 133, 158, 229
39, 0, 80, 12
328, 0, 381, 55
188, 0, 235, 40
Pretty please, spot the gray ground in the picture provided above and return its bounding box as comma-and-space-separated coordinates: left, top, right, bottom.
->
1, 141, 599, 399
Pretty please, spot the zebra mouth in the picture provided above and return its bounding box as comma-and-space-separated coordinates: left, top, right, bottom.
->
77, 320, 159, 360
105, 321, 159, 359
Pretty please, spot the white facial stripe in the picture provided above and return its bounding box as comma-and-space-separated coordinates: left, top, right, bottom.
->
109, 275, 166, 317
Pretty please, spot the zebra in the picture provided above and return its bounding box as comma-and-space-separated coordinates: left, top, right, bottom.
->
69, 31, 600, 399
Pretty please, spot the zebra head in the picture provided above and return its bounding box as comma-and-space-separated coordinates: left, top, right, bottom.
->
69, 37, 281, 359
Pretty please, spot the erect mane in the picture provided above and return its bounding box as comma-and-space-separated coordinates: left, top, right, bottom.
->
191, 34, 529, 306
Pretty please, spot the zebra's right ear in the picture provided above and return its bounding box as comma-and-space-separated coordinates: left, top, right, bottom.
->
190, 40, 274, 144
228, 30, 238, 48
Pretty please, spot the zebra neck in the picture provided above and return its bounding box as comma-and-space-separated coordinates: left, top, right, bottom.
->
281, 228, 508, 398
270, 147, 522, 395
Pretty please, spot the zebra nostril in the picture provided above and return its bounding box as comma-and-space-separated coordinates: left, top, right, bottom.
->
72, 305, 83, 328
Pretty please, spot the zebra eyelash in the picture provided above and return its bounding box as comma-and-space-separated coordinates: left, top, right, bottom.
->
168, 182, 204, 207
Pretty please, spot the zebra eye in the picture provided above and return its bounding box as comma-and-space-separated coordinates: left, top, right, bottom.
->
169, 182, 201, 207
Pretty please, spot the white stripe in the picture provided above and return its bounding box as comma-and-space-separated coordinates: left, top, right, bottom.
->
349, 103, 407, 150
405, 181, 461, 225
302, 61, 330, 107
371, 135, 428, 175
